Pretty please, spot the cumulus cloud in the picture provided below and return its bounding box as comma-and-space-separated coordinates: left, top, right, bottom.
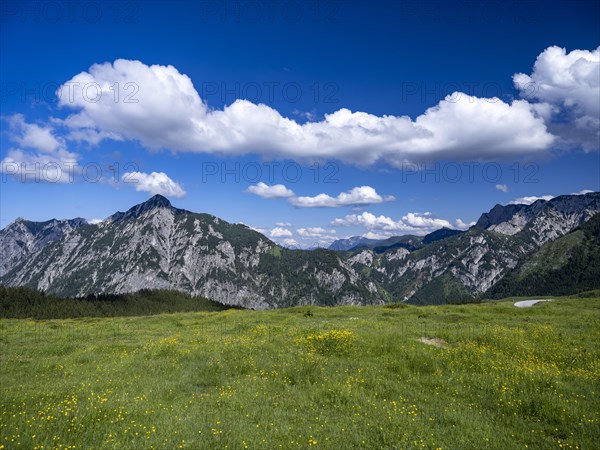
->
56, 58, 557, 166
508, 189, 595, 205
332, 212, 411, 231
496, 184, 509, 192
331, 211, 470, 235
247, 182, 295, 198
402, 212, 453, 229
454, 218, 475, 229
65, 128, 121, 146
122, 171, 186, 198
281, 238, 300, 248
7, 114, 63, 153
297, 227, 337, 238
0, 148, 80, 183
514, 46, 599, 120
275, 222, 292, 227
245, 223, 343, 248
289, 186, 395, 208
508, 195, 555, 205
292, 109, 318, 121
1, 115, 80, 183
270, 227, 293, 238
262, 226, 338, 248
362, 231, 395, 240
514, 45, 600, 151
263, 226, 338, 248
87, 218, 103, 225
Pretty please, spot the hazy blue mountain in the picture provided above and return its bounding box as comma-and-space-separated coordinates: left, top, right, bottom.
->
328, 236, 379, 251
351, 235, 423, 253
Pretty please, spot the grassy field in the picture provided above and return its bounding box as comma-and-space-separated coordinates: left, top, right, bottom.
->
1, 296, 599, 449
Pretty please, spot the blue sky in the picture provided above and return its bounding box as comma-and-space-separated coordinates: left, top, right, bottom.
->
1, 0, 599, 247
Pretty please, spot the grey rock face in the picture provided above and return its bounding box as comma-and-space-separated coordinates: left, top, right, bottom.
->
0, 217, 87, 277
347, 192, 600, 303
1, 195, 382, 309
477, 193, 600, 236
1, 192, 598, 307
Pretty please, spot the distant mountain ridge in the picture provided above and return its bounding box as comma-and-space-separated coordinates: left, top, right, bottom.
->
422, 228, 464, 244
328, 236, 378, 251
350, 235, 424, 253
329, 227, 464, 254
1, 192, 599, 307
340, 192, 600, 304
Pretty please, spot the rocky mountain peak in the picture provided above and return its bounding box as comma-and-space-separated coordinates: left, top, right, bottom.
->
475, 203, 529, 229
144, 194, 173, 209
475, 192, 600, 230
109, 194, 175, 223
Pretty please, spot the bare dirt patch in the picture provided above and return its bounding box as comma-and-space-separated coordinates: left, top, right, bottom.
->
418, 337, 449, 348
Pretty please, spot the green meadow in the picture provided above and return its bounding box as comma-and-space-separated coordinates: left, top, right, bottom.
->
1, 296, 598, 449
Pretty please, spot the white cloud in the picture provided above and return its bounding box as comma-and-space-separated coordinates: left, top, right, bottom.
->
247, 223, 334, 248
281, 238, 300, 248
266, 226, 338, 248
362, 231, 395, 240
332, 212, 410, 231
508, 195, 554, 205
0, 115, 80, 183
122, 171, 186, 198
56, 58, 557, 167
402, 212, 452, 229
331, 211, 469, 235
65, 128, 121, 146
270, 227, 293, 238
0, 148, 80, 183
292, 109, 317, 121
7, 114, 63, 153
454, 219, 475, 230
508, 189, 595, 206
514, 46, 599, 120
87, 218, 103, 224
289, 186, 395, 208
247, 182, 295, 198
297, 227, 337, 238
514, 46, 600, 151
496, 184, 509, 192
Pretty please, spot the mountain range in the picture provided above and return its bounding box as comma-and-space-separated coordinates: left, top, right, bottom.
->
328, 229, 466, 255
1, 192, 599, 308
